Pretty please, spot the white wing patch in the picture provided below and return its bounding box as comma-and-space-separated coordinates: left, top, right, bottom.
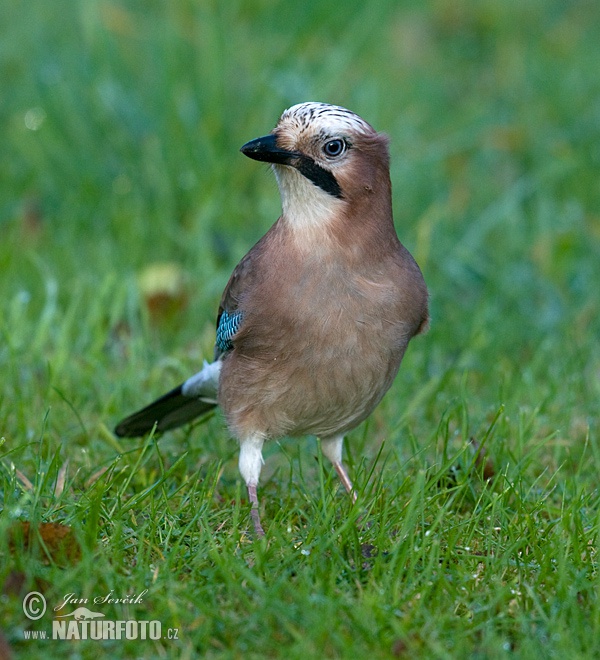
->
182, 360, 222, 399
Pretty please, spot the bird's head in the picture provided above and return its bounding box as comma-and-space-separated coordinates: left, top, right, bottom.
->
241, 102, 391, 238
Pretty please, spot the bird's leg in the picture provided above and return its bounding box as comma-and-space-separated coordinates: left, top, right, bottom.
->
320, 435, 357, 503
247, 483, 265, 537
322, 436, 375, 558
239, 434, 266, 538
332, 461, 357, 504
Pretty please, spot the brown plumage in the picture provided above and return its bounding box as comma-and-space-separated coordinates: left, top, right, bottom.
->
115, 102, 428, 537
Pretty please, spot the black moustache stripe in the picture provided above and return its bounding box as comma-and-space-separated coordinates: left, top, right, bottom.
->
296, 158, 343, 199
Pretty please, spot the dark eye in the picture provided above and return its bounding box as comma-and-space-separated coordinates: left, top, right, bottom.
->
323, 139, 346, 158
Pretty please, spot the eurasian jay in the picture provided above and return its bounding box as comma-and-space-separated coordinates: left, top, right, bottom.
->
115, 102, 429, 537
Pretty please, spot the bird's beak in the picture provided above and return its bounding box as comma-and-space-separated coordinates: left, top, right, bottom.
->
241, 132, 344, 199
240, 134, 299, 166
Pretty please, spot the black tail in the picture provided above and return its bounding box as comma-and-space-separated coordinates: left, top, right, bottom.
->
114, 385, 217, 437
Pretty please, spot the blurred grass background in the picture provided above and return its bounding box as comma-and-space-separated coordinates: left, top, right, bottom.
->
1, 0, 600, 657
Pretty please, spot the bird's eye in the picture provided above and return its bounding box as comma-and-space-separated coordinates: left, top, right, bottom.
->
323, 139, 346, 158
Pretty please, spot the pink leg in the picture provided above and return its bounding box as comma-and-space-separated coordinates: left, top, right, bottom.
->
321, 436, 357, 504
333, 462, 357, 504
247, 483, 265, 538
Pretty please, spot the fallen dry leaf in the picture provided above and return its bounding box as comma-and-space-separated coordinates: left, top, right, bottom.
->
0, 629, 12, 660
137, 262, 188, 325
10, 522, 82, 566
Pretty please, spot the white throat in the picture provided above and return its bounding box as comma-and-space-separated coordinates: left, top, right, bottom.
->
274, 165, 345, 238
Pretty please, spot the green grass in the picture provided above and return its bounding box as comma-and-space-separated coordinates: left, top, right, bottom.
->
2, 0, 600, 657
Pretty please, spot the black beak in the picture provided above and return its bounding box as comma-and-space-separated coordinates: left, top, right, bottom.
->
240, 134, 300, 166
240, 133, 344, 200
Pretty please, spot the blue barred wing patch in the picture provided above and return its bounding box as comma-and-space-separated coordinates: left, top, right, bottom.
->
216, 310, 244, 353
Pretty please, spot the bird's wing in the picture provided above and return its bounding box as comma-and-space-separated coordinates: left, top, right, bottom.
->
114, 378, 218, 437
215, 309, 244, 354
213, 239, 263, 359
115, 226, 275, 438
115, 242, 264, 438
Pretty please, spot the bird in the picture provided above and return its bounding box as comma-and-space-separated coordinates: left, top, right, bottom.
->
115, 102, 429, 537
